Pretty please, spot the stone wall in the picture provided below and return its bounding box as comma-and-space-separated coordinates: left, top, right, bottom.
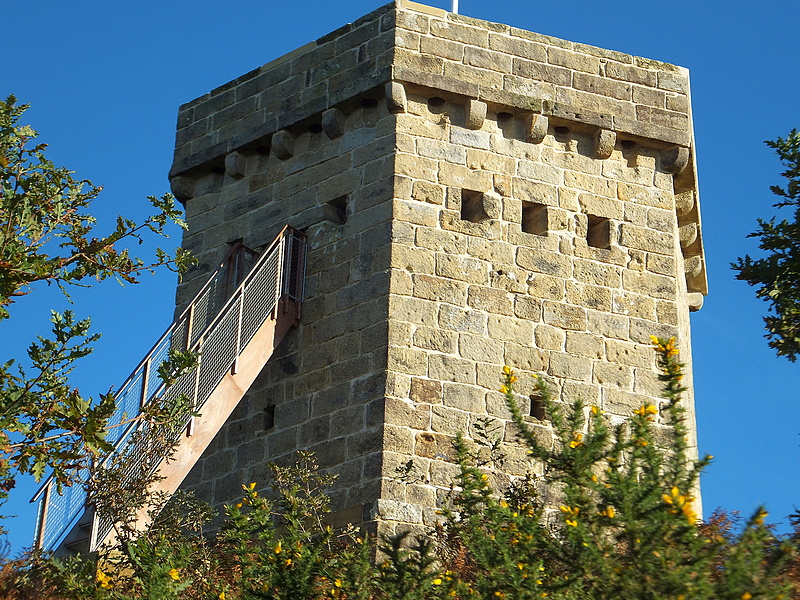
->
171, 2, 401, 519
169, 0, 705, 530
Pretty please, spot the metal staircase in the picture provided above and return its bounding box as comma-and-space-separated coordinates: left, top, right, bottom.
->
32, 226, 306, 555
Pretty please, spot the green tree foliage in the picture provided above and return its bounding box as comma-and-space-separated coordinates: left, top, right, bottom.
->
0, 96, 193, 502
5, 340, 797, 599
733, 129, 800, 361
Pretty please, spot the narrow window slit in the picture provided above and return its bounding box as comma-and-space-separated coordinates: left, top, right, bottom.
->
530, 396, 547, 421
587, 214, 611, 249
263, 406, 276, 431
460, 190, 488, 223
522, 202, 548, 236
325, 195, 348, 225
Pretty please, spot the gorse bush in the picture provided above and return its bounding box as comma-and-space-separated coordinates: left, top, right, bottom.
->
3, 339, 797, 599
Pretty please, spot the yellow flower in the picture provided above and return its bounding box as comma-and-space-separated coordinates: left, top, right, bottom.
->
741, 594, 752, 600
334, 579, 343, 588
650, 336, 680, 356
96, 570, 113, 589
590, 405, 601, 415
754, 509, 768, 525
274, 541, 283, 554
568, 433, 583, 448
499, 384, 510, 394
633, 404, 658, 419
248, 482, 257, 490
590, 474, 598, 483
168, 568, 180, 581
433, 578, 443, 585
599, 506, 615, 518
503, 365, 513, 375
235, 502, 243, 509
219, 592, 226, 600
565, 519, 578, 527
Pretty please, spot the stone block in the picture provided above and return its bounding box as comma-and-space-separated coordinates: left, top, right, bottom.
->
465, 99, 487, 130
429, 352, 476, 385
420, 35, 465, 61
322, 108, 346, 139
436, 253, 490, 284
535, 324, 565, 351
376, 498, 423, 524
443, 61, 504, 89
467, 284, 513, 315
387, 345, 429, 376
416, 137, 467, 163
605, 61, 657, 87
526, 113, 548, 144
619, 222, 674, 255
662, 145, 690, 174
504, 342, 549, 373
410, 377, 443, 404
513, 57, 572, 86
548, 352, 592, 381
516, 247, 572, 278
438, 304, 487, 335
605, 339, 653, 368
464, 46, 513, 73
636, 106, 689, 132
573, 259, 621, 287
488, 32, 547, 61
413, 326, 458, 353
416, 430, 458, 461
628, 318, 677, 346
674, 190, 695, 217
391, 243, 435, 274
594, 129, 616, 159
272, 130, 295, 160
565, 331, 604, 359
386, 81, 408, 113
430, 404, 472, 436
622, 270, 677, 300
430, 19, 489, 47
527, 273, 565, 301
593, 361, 633, 390
543, 301, 587, 331
458, 333, 504, 363
487, 314, 534, 344
411, 180, 446, 205
413, 274, 467, 305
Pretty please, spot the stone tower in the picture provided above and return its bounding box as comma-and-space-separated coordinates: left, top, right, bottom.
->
168, 0, 706, 533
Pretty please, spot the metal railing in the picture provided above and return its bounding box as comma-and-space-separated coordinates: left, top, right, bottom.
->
33, 226, 306, 553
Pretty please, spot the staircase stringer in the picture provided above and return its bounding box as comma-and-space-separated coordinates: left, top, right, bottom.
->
98, 299, 301, 549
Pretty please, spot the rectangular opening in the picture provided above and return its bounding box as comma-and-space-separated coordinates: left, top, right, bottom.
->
521, 202, 548, 236
263, 406, 276, 431
461, 189, 488, 223
325, 195, 348, 224
587, 214, 611, 249
530, 395, 547, 421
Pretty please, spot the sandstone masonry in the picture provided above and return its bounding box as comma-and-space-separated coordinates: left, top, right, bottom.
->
169, 0, 706, 534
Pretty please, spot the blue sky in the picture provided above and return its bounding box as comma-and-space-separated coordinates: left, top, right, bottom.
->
2, 0, 799, 554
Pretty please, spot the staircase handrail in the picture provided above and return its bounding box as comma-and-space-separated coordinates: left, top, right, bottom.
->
32, 225, 305, 552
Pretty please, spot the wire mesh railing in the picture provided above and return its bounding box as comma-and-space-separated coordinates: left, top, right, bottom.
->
33, 226, 306, 553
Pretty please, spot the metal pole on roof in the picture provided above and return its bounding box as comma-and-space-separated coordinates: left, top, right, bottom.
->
452, 0, 458, 13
